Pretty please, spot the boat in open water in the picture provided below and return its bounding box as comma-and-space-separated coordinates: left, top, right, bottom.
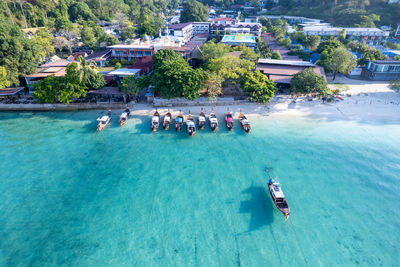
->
209, 111, 218, 132
268, 178, 290, 219
225, 110, 234, 131
186, 113, 196, 136
163, 110, 172, 130
119, 108, 130, 127
151, 110, 160, 132
198, 109, 206, 130
97, 110, 111, 131
238, 109, 251, 133
175, 111, 184, 132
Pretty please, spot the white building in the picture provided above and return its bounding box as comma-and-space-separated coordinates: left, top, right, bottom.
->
192, 22, 210, 35
167, 22, 193, 44
303, 26, 389, 45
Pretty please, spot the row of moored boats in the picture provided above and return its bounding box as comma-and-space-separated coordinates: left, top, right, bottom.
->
97, 108, 251, 135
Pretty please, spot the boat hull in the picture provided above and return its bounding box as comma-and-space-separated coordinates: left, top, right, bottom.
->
268, 184, 290, 218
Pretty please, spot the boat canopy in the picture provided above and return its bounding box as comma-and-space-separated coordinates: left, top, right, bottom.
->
164, 116, 171, 122
176, 117, 183, 122
188, 121, 195, 127
210, 118, 218, 123
199, 117, 206, 122
241, 119, 249, 125
227, 117, 233, 123
97, 116, 109, 122
120, 113, 128, 118
272, 185, 285, 198
152, 116, 159, 122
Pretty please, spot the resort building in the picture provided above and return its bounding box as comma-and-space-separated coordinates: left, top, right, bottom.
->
256, 59, 326, 85
361, 60, 400, 81
221, 35, 257, 49
210, 22, 262, 37
84, 49, 111, 67
25, 56, 73, 91
192, 22, 210, 35
108, 35, 181, 62
303, 26, 389, 45
166, 23, 193, 44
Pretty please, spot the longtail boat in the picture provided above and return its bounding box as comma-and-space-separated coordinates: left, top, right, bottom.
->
186, 113, 196, 136
175, 111, 184, 132
238, 109, 251, 133
163, 110, 172, 130
97, 110, 111, 131
209, 111, 218, 132
225, 110, 234, 131
119, 108, 130, 127
151, 110, 160, 132
268, 178, 290, 219
198, 108, 206, 130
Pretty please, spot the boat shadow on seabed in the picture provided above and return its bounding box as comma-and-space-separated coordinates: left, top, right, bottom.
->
239, 186, 274, 232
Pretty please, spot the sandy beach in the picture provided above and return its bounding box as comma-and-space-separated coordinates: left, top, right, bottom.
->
131, 76, 400, 124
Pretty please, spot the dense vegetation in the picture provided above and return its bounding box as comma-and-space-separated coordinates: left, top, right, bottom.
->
264, 0, 400, 28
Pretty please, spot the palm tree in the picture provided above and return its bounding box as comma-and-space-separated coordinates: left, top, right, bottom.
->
76, 56, 98, 87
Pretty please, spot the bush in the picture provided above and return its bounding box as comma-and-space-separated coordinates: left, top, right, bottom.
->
115, 62, 122, 69
111, 59, 120, 65
120, 59, 128, 65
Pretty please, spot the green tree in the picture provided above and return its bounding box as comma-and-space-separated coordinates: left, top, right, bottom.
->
0, 17, 41, 86
330, 47, 357, 80
206, 55, 255, 81
257, 37, 271, 58
152, 49, 205, 100
231, 44, 259, 62
32, 27, 54, 62
115, 62, 122, 69
68, 2, 96, 22
0, 67, 11, 88
74, 56, 105, 90
271, 51, 282, 60
119, 75, 140, 95
241, 70, 277, 103
136, 6, 156, 36
389, 80, 400, 92
203, 72, 223, 101
180, 0, 209, 23
291, 68, 328, 95
277, 37, 291, 48
200, 41, 230, 63
317, 38, 345, 72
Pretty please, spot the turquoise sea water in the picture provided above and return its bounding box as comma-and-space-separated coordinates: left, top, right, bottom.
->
0, 111, 399, 266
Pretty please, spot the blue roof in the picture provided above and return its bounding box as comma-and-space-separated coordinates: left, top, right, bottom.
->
352, 52, 361, 59
303, 48, 311, 53
310, 52, 320, 64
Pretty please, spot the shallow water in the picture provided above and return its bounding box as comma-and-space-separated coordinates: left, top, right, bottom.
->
0, 111, 399, 266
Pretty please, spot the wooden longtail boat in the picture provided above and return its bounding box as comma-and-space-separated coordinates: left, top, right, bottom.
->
97, 110, 111, 131
209, 111, 218, 132
175, 111, 184, 132
163, 111, 172, 130
186, 113, 196, 136
238, 109, 251, 133
151, 110, 160, 132
268, 178, 290, 219
225, 110, 234, 131
198, 108, 206, 130
119, 108, 130, 127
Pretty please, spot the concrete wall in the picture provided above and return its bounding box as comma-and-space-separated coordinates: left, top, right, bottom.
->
0, 102, 127, 111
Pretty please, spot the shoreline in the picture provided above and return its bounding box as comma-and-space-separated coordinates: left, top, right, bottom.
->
1, 77, 399, 124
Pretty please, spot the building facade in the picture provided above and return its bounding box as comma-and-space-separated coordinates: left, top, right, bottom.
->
192, 22, 210, 35
303, 26, 389, 45
167, 22, 193, 44
361, 60, 400, 81
221, 35, 257, 49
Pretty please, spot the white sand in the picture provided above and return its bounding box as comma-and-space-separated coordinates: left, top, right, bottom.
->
131, 75, 400, 124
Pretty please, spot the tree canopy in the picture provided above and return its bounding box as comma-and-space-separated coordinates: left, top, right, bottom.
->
152, 49, 205, 100
330, 47, 358, 80
241, 70, 277, 103
291, 68, 328, 96
180, 0, 209, 23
